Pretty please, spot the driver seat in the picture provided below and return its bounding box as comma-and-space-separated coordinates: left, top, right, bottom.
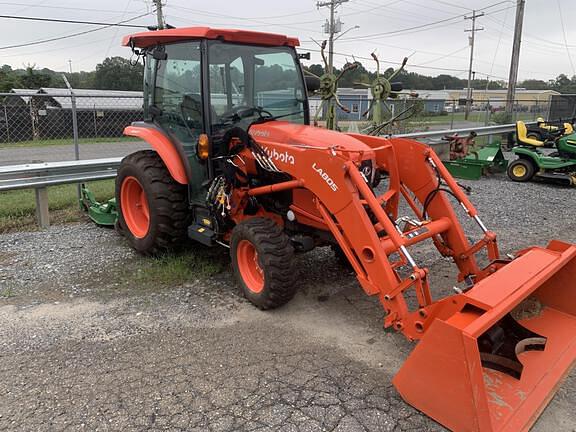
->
516, 121, 544, 147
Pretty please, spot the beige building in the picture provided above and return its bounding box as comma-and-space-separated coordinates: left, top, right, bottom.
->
445, 88, 560, 108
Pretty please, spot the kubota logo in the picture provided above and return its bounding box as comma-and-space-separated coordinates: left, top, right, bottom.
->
313, 163, 338, 192
249, 129, 270, 138
261, 146, 295, 165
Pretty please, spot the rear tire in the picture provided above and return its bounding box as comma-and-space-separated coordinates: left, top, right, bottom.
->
116, 150, 189, 255
507, 158, 535, 182
231, 218, 297, 309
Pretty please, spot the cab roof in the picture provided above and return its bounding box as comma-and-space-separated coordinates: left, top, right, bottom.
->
122, 27, 300, 49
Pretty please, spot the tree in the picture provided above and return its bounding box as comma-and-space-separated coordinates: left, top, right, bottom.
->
0, 64, 21, 92
518, 79, 549, 90
94, 57, 143, 91
550, 74, 576, 93
19, 65, 52, 89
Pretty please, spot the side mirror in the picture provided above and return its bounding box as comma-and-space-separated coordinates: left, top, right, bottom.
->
305, 75, 321, 93
391, 82, 403, 92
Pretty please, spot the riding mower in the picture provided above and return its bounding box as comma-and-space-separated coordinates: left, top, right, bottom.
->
113, 27, 576, 432
508, 120, 576, 185
525, 117, 574, 144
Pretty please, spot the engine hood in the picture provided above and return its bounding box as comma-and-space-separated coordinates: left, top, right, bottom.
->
248, 121, 373, 154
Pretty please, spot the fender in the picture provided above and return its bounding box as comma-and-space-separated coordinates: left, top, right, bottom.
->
123, 124, 188, 184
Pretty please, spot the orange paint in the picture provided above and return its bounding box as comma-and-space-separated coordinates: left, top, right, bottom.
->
124, 125, 188, 185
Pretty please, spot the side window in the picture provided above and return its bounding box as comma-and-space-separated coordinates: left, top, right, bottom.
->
153, 42, 202, 143
254, 51, 304, 122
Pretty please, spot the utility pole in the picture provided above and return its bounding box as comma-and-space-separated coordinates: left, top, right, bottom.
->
153, 0, 165, 30
317, 0, 349, 74
68, 60, 72, 74
506, 0, 525, 116
464, 10, 484, 120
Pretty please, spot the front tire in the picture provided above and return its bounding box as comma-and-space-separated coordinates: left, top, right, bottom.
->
231, 218, 297, 309
507, 158, 535, 182
116, 150, 189, 255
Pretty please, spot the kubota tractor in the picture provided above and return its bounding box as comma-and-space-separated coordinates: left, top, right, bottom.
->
117, 27, 576, 432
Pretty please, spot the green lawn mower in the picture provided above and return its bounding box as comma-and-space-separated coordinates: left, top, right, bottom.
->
508, 121, 576, 186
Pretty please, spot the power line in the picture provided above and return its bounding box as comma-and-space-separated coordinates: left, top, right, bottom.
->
0, 12, 151, 51
0, 13, 150, 28
166, 5, 325, 33
428, 0, 473, 11
556, 0, 576, 76
301, 44, 510, 80
0, 2, 141, 14
339, 13, 465, 41
303, 46, 469, 73
338, 1, 513, 42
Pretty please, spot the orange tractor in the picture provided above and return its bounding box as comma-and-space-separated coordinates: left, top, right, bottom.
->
117, 27, 576, 431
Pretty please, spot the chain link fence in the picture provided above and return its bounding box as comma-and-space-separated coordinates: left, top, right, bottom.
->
310, 96, 557, 135
1, 89, 573, 166
0, 90, 147, 165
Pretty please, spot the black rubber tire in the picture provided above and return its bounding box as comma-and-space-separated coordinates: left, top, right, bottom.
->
507, 158, 535, 182
230, 218, 297, 309
116, 150, 189, 255
526, 132, 541, 141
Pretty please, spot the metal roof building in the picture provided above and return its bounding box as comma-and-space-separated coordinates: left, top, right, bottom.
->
10, 88, 143, 111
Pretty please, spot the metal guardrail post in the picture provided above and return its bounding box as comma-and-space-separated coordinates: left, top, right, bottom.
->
34, 187, 50, 228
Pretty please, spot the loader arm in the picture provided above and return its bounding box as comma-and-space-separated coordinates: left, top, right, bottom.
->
230, 122, 576, 432
237, 122, 501, 341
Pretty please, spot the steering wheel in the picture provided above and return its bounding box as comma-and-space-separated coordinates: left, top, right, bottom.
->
220, 105, 273, 121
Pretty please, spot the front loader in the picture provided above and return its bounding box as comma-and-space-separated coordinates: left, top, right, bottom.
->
117, 27, 576, 431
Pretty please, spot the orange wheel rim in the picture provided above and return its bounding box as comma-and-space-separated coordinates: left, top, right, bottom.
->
120, 176, 150, 238
237, 240, 265, 293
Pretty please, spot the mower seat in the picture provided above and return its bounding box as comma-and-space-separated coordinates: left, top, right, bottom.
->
537, 117, 559, 132
516, 121, 544, 147
564, 122, 574, 135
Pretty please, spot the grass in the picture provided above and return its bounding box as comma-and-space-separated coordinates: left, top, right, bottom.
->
0, 285, 15, 298
0, 179, 115, 233
0, 136, 140, 149
129, 248, 228, 286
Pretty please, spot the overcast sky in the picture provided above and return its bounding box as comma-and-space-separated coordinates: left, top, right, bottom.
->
1, 0, 575, 84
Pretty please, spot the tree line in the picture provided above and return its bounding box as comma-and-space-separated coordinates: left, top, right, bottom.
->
0, 57, 144, 92
1, 56, 575, 94
305, 62, 576, 93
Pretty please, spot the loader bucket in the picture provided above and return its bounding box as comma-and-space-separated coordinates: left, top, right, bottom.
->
394, 240, 576, 432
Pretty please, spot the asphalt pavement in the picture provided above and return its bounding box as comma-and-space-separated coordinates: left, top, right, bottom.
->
0, 141, 149, 166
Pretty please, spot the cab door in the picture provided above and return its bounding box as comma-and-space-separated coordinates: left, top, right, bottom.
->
150, 41, 208, 203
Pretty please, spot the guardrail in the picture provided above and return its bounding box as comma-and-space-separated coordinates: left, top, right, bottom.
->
0, 158, 121, 228
395, 122, 523, 141
0, 122, 523, 228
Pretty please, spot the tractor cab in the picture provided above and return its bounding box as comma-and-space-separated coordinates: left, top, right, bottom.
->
123, 27, 309, 204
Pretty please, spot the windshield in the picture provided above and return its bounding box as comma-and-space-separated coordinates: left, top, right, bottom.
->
207, 41, 306, 131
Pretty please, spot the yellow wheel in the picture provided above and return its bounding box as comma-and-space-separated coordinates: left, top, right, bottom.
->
512, 164, 527, 178
507, 159, 535, 182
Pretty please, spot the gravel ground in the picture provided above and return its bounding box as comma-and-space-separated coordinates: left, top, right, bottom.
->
0, 168, 575, 431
